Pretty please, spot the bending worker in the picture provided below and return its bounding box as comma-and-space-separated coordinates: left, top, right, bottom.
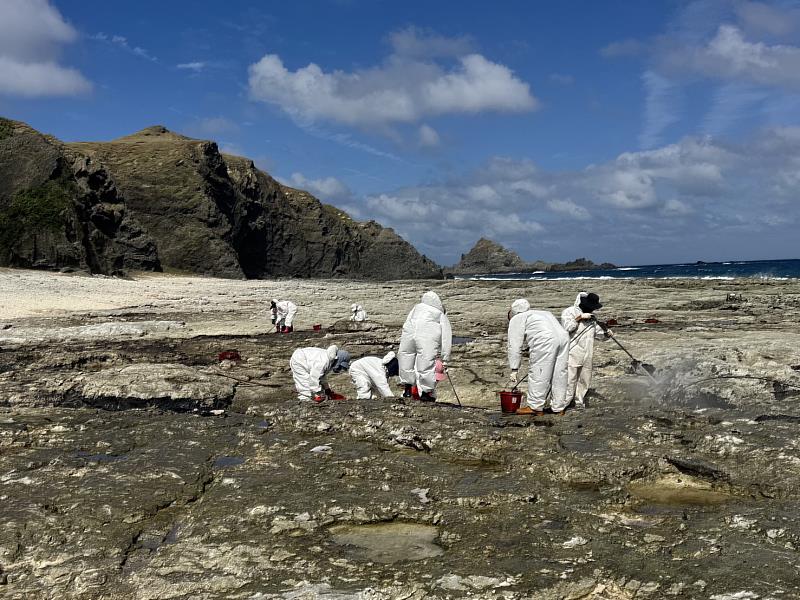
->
289, 345, 350, 402
349, 351, 399, 400
508, 299, 570, 415
271, 299, 298, 333
349, 304, 367, 322
398, 291, 452, 402
561, 292, 612, 409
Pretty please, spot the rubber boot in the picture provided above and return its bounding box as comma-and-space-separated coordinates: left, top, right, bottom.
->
402, 384, 413, 398
419, 391, 436, 403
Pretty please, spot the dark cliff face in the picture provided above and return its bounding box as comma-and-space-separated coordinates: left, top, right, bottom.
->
0, 119, 160, 275
67, 125, 442, 280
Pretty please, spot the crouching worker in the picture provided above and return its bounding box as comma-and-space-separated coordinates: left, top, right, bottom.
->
349, 351, 399, 400
398, 291, 452, 403
508, 299, 570, 415
289, 345, 350, 402
561, 292, 612, 409
349, 304, 367, 322
271, 299, 297, 333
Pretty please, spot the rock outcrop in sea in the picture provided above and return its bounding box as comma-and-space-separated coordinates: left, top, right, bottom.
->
449, 237, 616, 275
0, 119, 442, 280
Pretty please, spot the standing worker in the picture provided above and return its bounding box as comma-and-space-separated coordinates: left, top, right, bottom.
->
398, 291, 452, 402
349, 304, 367, 322
349, 351, 399, 400
271, 299, 297, 333
561, 292, 612, 409
289, 345, 350, 402
508, 299, 570, 415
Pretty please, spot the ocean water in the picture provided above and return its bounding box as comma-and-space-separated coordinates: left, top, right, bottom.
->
457, 259, 800, 281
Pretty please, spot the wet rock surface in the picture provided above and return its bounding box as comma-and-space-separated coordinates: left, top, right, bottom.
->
1, 270, 800, 598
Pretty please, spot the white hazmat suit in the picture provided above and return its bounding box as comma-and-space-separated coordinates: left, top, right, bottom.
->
289, 345, 338, 400
561, 293, 608, 407
349, 304, 367, 322
508, 299, 570, 412
398, 291, 452, 394
349, 352, 396, 400
272, 299, 297, 328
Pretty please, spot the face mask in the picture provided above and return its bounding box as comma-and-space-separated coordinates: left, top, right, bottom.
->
385, 358, 399, 378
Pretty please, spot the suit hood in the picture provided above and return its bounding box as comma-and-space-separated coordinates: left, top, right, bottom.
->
510, 298, 530, 316
421, 291, 444, 313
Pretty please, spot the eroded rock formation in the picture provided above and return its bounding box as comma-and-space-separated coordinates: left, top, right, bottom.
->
70, 125, 442, 280
0, 118, 160, 274
0, 120, 442, 280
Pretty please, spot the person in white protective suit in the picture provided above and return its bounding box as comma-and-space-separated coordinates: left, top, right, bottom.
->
271, 299, 298, 333
561, 292, 612, 409
507, 299, 570, 415
289, 345, 349, 402
398, 291, 452, 402
349, 351, 399, 400
349, 304, 367, 322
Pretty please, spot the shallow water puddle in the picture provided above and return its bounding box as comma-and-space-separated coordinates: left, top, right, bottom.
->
74, 451, 127, 462
629, 474, 731, 508
452, 336, 475, 345
328, 522, 444, 563
213, 456, 245, 468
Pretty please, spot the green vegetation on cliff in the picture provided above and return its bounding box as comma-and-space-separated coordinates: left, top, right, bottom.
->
0, 178, 73, 256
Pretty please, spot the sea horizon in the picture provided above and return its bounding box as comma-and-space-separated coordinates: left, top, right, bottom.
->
457, 258, 800, 281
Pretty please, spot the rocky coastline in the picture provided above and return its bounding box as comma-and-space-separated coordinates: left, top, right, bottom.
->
1, 268, 799, 598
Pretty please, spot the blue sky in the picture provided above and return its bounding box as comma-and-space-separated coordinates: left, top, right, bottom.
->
2, 0, 800, 266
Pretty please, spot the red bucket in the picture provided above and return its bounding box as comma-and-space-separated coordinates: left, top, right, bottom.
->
218, 350, 241, 362
313, 324, 322, 331
498, 390, 523, 413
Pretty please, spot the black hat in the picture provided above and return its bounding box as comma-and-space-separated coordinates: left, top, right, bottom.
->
579, 292, 603, 312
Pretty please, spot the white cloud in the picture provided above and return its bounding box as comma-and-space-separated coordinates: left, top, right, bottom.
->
702, 82, 768, 135
418, 124, 440, 147
596, 168, 657, 209
247, 32, 537, 128
0, 0, 91, 97
91, 32, 157, 62
639, 70, 683, 149
288, 172, 353, 202
657, 23, 800, 90
547, 198, 590, 220
549, 73, 575, 85
177, 61, 206, 72
601, 39, 645, 58
619, 3, 800, 143
344, 129, 799, 264
388, 27, 473, 58
735, 1, 800, 37
0, 57, 91, 97
660, 198, 693, 216
300, 124, 403, 161
700, 25, 800, 87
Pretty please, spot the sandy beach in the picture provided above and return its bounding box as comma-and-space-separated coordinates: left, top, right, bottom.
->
1, 268, 800, 598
